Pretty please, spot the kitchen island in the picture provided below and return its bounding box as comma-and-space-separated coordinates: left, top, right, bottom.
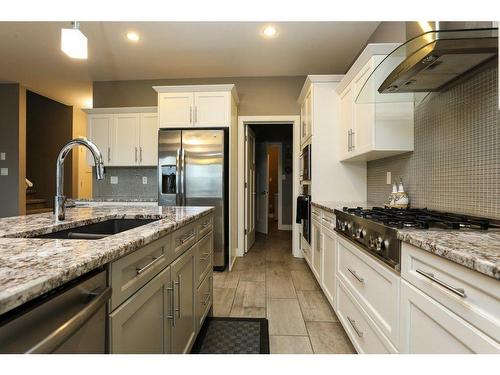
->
0, 205, 213, 315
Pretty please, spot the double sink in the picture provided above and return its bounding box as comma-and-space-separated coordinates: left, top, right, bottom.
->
34, 218, 160, 240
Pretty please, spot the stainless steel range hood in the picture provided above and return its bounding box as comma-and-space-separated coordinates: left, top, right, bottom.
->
378, 28, 498, 94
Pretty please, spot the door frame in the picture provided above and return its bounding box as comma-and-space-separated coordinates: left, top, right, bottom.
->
237, 115, 301, 259
254, 140, 269, 236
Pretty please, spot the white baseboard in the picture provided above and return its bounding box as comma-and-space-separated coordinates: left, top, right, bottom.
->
278, 224, 292, 231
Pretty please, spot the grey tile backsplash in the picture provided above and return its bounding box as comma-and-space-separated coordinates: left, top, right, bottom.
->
367, 65, 499, 219
93, 167, 157, 200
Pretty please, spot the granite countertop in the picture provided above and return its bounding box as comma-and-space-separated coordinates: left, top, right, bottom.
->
311, 200, 370, 213
0, 205, 213, 315
311, 200, 500, 280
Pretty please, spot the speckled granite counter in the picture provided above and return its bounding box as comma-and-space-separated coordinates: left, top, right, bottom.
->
311, 201, 370, 213
397, 229, 500, 280
0, 205, 213, 315
311, 200, 500, 280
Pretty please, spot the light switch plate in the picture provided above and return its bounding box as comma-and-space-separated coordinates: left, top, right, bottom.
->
110, 176, 118, 184
386, 171, 392, 185
142, 176, 148, 185
1, 168, 8, 176
0, 152, 5, 160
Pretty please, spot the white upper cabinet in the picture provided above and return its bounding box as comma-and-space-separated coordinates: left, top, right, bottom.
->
87, 114, 113, 166
139, 113, 159, 165
336, 44, 414, 162
158, 93, 194, 127
154, 85, 238, 128
85, 107, 158, 167
194, 91, 230, 127
113, 113, 140, 166
300, 88, 312, 147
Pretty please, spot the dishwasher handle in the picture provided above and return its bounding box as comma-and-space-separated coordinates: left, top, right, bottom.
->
26, 286, 112, 354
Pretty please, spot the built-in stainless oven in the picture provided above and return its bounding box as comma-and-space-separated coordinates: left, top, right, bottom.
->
300, 144, 311, 183
301, 194, 311, 245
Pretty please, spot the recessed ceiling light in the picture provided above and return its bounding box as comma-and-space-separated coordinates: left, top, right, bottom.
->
263, 26, 277, 38
61, 22, 87, 59
126, 32, 140, 42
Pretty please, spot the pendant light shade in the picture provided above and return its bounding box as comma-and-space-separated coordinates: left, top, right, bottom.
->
61, 22, 87, 59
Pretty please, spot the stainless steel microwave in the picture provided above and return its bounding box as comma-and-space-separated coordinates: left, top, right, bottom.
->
300, 144, 311, 183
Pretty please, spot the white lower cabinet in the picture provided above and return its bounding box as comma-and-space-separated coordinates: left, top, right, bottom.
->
399, 280, 500, 353
321, 226, 336, 306
109, 266, 172, 354
311, 219, 322, 281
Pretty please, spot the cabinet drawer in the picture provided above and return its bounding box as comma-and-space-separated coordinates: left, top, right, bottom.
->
196, 215, 213, 241
196, 232, 213, 286
337, 279, 396, 353
402, 243, 500, 343
311, 207, 322, 222
110, 234, 172, 311
320, 211, 336, 232
197, 272, 212, 330
302, 237, 312, 266
337, 236, 400, 346
172, 222, 197, 257
400, 280, 500, 353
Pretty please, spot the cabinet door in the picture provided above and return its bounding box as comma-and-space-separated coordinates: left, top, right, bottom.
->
87, 114, 112, 166
353, 59, 375, 154
139, 113, 158, 165
304, 89, 312, 141
300, 101, 307, 146
113, 113, 139, 166
321, 227, 336, 306
339, 85, 354, 155
400, 280, 500, 354
311, 219, 322, 281
158, 92, 194, 127
171, 246, 196, 354
109, 266, 171, 354
194, 91, 230, 127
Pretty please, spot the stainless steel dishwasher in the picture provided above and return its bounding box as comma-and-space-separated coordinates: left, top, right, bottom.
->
0, 269, 110, 353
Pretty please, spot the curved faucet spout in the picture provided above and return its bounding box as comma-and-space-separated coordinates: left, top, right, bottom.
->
55, 137, 105, 220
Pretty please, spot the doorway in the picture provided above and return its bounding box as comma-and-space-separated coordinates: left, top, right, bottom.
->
244, 123, 293, 254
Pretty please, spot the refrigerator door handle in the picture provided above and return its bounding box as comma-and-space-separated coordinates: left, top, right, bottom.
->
175, 148, 181, 205
181, 148, 186, 206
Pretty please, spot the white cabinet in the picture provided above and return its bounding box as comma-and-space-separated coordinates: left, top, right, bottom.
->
154, 85, 238, 128
336, 45, 414, 162
311, 218, 322, 281
87, 114, 113, 165
85, 108, 158, 167
113, 113, 139, 165
400, 280, 500, 353
158, 92, 194, 127
321, 226, 337, 306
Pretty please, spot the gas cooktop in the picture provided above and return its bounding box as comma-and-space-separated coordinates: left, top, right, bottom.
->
334, 207, 499, 273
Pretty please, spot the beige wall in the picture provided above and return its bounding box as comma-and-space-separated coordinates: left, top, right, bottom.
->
72, 108, 92, 199
18, 86, 26, 215
93, 76, 306, 116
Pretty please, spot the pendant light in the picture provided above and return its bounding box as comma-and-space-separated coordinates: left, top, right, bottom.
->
61, 22, 87, 59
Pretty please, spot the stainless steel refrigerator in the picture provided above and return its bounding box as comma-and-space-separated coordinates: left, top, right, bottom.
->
158, 129, 228, 270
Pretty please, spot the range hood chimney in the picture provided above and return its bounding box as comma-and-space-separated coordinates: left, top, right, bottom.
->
378, 26, 498, 94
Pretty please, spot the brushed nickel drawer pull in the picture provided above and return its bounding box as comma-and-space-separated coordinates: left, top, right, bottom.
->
135, 254, 165, 275
416, 268, 466, 298
200, 221, 211, 230
200, 252, 211, 261
167, 281, 175, 323
176, 276, 181, 317
177, 231, 195, 246
347, 267, 364, 283
347, 316, 364, 338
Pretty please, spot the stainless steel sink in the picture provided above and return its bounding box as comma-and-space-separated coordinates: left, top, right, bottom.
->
34, 218, 160, 240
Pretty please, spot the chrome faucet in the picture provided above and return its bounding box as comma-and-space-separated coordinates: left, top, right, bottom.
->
55, 137, 105, 220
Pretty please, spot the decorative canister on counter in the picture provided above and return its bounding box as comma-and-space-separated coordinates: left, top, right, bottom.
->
388, 178, 409, 209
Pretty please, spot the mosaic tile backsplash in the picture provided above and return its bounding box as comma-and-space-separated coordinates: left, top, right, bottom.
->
93, 167, 157, 200
367, 65, 499, 219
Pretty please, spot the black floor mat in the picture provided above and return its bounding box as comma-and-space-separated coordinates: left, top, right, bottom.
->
191, 317, 269, 354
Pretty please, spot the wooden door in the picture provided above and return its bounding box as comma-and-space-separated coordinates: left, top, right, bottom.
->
245, 126, 256, 252
255, 142, 268, 235
158, 92, 194, 127
194, 91, 230, 127
87, 114, 112, 166
170, 246, 196, 354
139, 113, 158, 165
113, 113, 139, 166
109, 266, 171, 354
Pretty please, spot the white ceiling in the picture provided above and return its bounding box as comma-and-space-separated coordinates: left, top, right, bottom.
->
0, 22, 379, 108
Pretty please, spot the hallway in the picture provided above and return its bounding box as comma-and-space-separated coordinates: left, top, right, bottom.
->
213, 221, 355, 354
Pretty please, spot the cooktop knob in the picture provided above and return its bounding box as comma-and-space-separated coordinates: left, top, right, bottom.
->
376, 236, 384, 251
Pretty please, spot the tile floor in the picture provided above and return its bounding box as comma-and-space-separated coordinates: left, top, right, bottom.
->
213, 221, 355, 354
